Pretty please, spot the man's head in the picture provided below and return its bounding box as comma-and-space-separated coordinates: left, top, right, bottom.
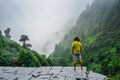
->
74, 36, 80, 41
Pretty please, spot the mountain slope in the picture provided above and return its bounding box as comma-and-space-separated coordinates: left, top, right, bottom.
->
50, 0, 120, 79
0, 35, 54, 67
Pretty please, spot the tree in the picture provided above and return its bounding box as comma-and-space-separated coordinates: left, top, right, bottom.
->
47, 57, 54, 66
4, 28, 11, 38
19, 35, 32, 49
32, 51, 49, 66
18, 49, 40, 67
24, 43, 32, 48
0, 30, 2, 36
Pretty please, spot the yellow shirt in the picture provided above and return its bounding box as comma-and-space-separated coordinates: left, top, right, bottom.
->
72, 41, 82, 54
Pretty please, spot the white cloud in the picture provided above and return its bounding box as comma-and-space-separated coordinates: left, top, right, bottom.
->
0, 0, 93, 56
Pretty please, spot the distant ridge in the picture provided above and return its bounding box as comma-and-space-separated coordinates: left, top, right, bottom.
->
50, 0, 120, 79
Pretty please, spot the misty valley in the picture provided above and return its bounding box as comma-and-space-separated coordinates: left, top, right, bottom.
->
0, 0, 120, 80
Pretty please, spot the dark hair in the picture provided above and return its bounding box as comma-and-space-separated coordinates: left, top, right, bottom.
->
74, 36, 80, 41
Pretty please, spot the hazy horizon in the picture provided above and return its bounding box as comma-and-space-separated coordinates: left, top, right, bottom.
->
0, 0, 93, 56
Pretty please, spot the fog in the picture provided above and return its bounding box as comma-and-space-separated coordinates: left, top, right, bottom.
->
0, 0, 93, 56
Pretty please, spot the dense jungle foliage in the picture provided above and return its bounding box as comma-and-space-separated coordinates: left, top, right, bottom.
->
0, 35, 54, 67
50, 0, 120, 79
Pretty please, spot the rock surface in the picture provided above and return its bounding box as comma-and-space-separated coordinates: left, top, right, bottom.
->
0, 66, 106, 80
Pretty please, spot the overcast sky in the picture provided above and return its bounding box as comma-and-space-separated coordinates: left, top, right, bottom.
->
0, 0, 93, 56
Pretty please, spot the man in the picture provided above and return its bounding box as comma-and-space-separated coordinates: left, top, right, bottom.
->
72, 36, 83, 71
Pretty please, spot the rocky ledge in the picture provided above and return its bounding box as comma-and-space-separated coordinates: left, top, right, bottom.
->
0, 66, 106, 80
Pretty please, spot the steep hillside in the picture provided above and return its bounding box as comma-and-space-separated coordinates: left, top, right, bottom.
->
50, 0, 120, 79
0, 35, 54, 67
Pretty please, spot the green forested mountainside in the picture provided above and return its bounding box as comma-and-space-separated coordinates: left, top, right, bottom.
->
0, 35, 54, 67
50, 0, 120, 79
